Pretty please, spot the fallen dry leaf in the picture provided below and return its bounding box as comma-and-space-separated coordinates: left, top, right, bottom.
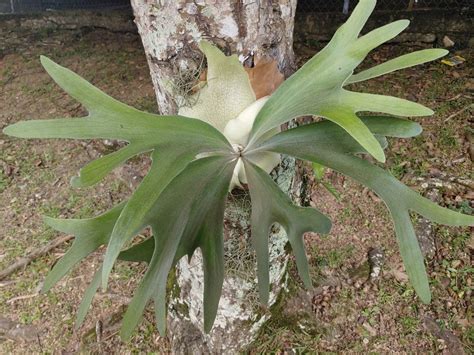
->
467, 234, 474, 251
391, 265, 409, 283
245, 57, 285, 99
363, 322, 377, 337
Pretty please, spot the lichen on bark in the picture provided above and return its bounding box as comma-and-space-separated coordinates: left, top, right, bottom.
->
167, 156, 302, 353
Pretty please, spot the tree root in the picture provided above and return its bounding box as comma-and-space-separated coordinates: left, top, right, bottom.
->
0, 235, 73, 280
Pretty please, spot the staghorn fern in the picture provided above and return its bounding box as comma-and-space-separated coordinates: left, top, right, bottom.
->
3, 0, 473, 339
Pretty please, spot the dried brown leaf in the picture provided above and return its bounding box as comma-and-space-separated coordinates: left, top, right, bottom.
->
391, 265, 409, 283
245, 57, 285, 99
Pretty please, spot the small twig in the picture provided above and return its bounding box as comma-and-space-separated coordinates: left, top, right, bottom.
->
102, 329, 120, 342
6, 293, 39, 305
36, 333, 44, 352
0, 280, 16, 287
0, 235, 73, 280
445, 93, 462, 102
444, 104, 474, 122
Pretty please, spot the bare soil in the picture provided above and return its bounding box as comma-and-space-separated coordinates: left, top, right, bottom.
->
1, 27, 473, 353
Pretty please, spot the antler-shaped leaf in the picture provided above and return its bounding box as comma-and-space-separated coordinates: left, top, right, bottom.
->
1, 0, 459, 339
253, 116, 474, 302
43, 201, 154, 323
75, 238, 156, 328
3, 56, 232, 188
43, 208, 155, 328
347, 48, 448, 84
43, 155, 235, 335
2, 56, 235, 289
101, 149, 196, 288
2, 55, 239, 333
244, 160, 331, 304
41, 147, 203, 309
120, 155, 235, 338
41, 202, 125, 292
247, 0, 445, 163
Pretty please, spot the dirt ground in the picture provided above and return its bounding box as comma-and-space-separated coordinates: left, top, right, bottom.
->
0, 26, 473, 353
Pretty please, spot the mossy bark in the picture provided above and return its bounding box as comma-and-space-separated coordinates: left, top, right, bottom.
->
131, 1, 301, 352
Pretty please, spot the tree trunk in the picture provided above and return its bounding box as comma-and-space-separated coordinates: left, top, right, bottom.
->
131, 1, 300, 352
167, 156, 306, 353
131, 0, 296, 115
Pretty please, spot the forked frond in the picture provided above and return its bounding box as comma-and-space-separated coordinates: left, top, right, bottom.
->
247, 0, 445, 164
252, 117, 474, 302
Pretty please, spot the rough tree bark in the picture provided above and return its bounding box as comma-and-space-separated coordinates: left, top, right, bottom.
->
131, 0, 297, 115
131, 1, 301, 352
